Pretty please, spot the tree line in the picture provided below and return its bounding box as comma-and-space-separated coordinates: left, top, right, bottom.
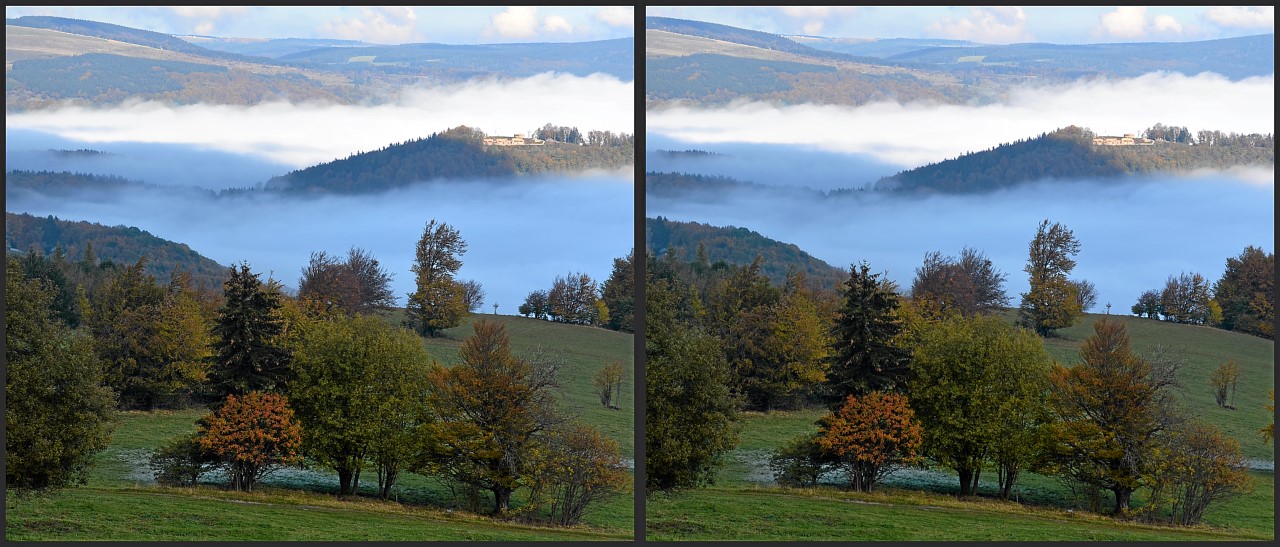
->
646, 218, 1269, 526
1130, 246, 1273, 339
5, 217, 626, 526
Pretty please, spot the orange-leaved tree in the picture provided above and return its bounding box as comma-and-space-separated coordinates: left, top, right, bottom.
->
816, 391, 923, 492
197, 391, 302, 492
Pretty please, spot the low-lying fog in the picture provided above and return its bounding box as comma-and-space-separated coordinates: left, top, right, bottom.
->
6, 71, 634, 187
8, 173, 633, 316
6, 71, 636, 313
647, 68, 1274, 312
648, 168, 1274, 313
647, 72, 1274, 169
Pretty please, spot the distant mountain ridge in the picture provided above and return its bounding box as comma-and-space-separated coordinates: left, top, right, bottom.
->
7, 16, 265, 63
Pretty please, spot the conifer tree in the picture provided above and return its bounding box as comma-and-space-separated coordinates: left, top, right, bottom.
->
827, 261, 911, 401
211, 262, 292, 398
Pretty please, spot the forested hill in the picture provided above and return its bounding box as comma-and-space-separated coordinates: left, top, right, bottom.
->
645, 16, 858, 63
866, 126, 1275, 194
267, 125, 634, 193
5, 212, 229, 290
646, 216, 846, 290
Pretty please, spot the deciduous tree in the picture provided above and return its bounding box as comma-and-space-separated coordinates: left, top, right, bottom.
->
407, 219, 468, 337
421, 320, 562, 514
536, 422, 627, 526
1213, 246, 1274, 338
1046, 320, 1181, 514
600, 251, 635, 332
298, 247, 395, 316
288, 315, 435, 496
1208, 359, 1241, 408
593, 360, 625, 409
1160, 272, 1212, 324
910, 247, 1010, 317
196, 391, 303, 492
6, 256, 116, 491
908, 314, 1052, 497
816, 392, 923, 492
1019, 220, 1083, 336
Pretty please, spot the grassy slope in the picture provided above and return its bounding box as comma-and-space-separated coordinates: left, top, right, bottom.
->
6, 313, 634, 541
646, 311, 1275, 540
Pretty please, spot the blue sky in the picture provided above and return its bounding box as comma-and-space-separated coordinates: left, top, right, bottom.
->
4, 6, 634, 44
645, 6, 1273, 44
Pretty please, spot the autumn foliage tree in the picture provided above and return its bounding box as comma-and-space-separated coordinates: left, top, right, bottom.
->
196, 391, 303, 492
1019, 220, 1083, 336
910, 247, 1010, 317
532, 422, 627, 526
1208, 359, 1241, 408
593, 360, 625, 409
816, 392, 923, 492
421, 320, 562, 514
1047, 320, 1181, 514
1145, 422, 1250, 526
297, 247, 395, 316
407, 219, 468, 337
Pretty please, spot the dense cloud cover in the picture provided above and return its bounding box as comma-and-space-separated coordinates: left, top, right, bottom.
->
649, 169, 1274, 313
6, 72, 634, 170
8, 172, 633, 314
648, 72, 1274, 169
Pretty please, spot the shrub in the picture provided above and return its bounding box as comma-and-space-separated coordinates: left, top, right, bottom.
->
149, 432, 220, 487
769, 433, 834, 488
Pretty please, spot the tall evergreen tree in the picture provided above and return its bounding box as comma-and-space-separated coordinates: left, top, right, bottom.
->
406, 219, 468, 337
210, 262, 292, 398
826, 261, 911, 402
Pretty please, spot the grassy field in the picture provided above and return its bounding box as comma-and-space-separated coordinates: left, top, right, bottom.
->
6, 312, 635, 541
646, 311, 1275, 541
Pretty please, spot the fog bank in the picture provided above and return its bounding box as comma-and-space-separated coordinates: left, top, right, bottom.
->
7, 174, 634, 315
648, 169, 1275, 313
648, 72, 1274, 169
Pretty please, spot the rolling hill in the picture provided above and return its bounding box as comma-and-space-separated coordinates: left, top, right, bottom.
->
864, 125, 1274, 194
5, 211, 231, 290
266, 125, 633, 193
645, 216, 846, 290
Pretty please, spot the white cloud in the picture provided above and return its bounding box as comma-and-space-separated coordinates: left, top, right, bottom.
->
165, 6, 249, 35
1097, 7, 1149, 39
1203, 6, 1274, 29
593, 6, 633, 28
771, 6, 858, 36
926, 7, 1032, 44
1094, 7, 1189, 40
319, 6, 420, 44
1151, 15, 1183, 34
647, 72, 1274, 168
7, 73, 634, 168
542, 15, 573, 35
486, 6, 539, 39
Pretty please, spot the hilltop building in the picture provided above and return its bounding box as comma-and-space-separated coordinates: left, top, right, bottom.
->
482, 133, 545, 146
1092, 133, 1155, 146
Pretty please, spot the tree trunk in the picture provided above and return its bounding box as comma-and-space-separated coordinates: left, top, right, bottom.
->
1113, 487, 1133, 514
493, 486, 513, 514
958, 468, 974, 496
972, 468, 981, 496
337, 467, 354, 496
378, 468, 398, 500
352, 467, 361, 496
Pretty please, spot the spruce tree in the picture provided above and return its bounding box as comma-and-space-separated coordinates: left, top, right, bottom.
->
826, 261, 911, 402
211, 262, 291, 398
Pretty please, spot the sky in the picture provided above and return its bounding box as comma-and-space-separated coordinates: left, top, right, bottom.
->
645, 6, 1273, 44
4, 6, 634, 44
